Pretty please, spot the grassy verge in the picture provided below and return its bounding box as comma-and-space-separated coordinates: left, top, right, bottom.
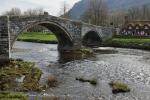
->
0, 59, 43, 92
17, 32, 58, 44
103, 36, 150, 50
0, 91, 28, 100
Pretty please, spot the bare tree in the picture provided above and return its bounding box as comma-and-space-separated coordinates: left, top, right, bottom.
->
3, 8, 22, 16
59, 1, 70, 18
23, 8, 45, 32
24, 8, 44, 16
141, 4, 150, 20
127, 4, 150, 20
109, 10, 127, 27
81, 0, 108, 26
127, 7, 141, 20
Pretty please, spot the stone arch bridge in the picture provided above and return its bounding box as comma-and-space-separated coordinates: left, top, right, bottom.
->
0, 15, 113, 61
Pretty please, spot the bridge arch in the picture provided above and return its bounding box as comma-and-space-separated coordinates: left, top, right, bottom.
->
82, 30, 102, 47
11, 21, 73, 51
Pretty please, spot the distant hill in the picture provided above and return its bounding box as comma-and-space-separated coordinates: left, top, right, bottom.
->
69, 0, 150, 20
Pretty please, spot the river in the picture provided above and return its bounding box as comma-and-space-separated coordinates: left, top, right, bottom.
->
12, 41, 150, 100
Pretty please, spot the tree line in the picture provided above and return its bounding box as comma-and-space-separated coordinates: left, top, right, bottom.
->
2, 1, 70, 18
109, 4, 150, 28
3, 8, 45, 16
81, 0, 150, 27
2, 2, 70, 32
2, 0, 150, 28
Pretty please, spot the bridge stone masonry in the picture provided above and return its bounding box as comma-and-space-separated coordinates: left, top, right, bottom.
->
0, 14, 113, 62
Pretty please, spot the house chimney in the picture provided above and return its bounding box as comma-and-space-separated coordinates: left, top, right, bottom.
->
124, 16, 129, 25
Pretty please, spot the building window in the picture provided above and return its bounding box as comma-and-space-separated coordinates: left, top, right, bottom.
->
129, 26, 132, 29
144, 26, 148, 29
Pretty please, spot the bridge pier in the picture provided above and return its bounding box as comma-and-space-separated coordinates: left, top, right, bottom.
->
0, 16, 10, 63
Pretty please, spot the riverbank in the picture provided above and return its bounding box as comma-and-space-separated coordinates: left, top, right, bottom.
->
17, 32, 58, 44
103, 36, 150, 50
0, 59, 44, 98
18, 33, 150, 51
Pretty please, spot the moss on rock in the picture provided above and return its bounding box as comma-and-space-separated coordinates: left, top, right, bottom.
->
109, 81, 130, 94
0, 59, 43, 92
59, 48, 94, 62
76, 77, 97, 86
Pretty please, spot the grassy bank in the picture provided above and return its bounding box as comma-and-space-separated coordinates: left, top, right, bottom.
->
103, 36, 150, 50
0, 91, 28, 100
0, 59, 43, 92
17, 32, 58, 44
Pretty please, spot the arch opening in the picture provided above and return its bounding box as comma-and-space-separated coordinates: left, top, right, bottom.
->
11, 21, 73, 51
82, 31, 102, 47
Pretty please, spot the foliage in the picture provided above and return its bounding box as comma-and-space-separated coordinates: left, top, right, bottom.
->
3, 7, 44, 16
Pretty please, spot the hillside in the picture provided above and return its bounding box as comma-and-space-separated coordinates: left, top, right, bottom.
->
69, 0, 150, 19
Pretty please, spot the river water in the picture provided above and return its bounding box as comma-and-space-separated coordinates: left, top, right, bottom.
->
12, 41, 150, 100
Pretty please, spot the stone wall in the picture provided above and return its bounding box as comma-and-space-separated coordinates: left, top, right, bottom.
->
9, 15, 82, 50
0, 16, 10, 62
0, 15, 113, 62
82, 23, 113, 42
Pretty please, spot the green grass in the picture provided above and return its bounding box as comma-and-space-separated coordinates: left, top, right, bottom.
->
0, 59, 43, 92
0, 91, 28, 100
109, 81, 130, 94
104, 36, 150, 50
17, 32, 58, 44
112, 38, 150, 44
114, 35, 150, 39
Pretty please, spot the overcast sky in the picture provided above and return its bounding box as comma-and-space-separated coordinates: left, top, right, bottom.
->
0, 0, 80, 16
